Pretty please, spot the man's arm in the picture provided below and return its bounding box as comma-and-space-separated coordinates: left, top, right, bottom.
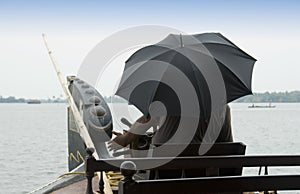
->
108, 116, 157, 151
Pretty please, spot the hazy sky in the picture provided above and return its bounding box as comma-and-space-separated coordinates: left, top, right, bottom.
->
0, 0, 300, 98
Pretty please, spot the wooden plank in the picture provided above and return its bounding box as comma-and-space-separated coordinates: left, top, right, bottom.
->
88, 155, 300, 172
51, 176, 100, 194
125, 175, 300, 194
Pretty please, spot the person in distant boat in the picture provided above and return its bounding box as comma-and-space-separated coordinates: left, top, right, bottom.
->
108, 105, 233, 152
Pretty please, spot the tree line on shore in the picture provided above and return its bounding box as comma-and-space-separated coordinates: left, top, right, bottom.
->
235, 91, 300, 103
1, 91, 300, 103
0, 96, 67, 103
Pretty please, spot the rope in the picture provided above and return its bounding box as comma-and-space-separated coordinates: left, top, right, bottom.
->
106, 171, 123, 187
57, 172, 85, 179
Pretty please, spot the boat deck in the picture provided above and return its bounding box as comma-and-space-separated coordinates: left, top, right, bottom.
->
51, 176, 100, 194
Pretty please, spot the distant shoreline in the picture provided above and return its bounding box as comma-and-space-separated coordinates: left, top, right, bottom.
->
0, 101, 67, 104
234, 91, 300, 103
0, 101, 300, 105
1, 90, 300, 103
0, 97, 67, 103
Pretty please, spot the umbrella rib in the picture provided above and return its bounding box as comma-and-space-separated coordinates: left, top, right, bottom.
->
192, 33, 257, 61
182, 46, 253, 93
199, 42, 256, 61
215, 33, 257, 61
126, 45, 179, 66
187, 42, 257, 61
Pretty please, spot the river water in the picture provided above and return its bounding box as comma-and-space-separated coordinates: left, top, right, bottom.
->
0, 103, 299, 193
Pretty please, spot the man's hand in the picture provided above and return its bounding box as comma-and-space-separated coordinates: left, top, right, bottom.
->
108, 131, 133, 152
108, 116, 152, 153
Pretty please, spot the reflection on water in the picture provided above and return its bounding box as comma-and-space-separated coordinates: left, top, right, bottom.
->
0, 103, 300, 193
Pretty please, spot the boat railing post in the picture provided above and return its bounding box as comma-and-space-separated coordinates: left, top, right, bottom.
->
264, 165, 269, 175
99, 171, 105, 194
86, 148, 96, 194
118, 161, 138, 194
264, 165, 270, 194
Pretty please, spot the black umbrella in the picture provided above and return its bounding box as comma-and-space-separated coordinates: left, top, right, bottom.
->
115, 33, 256, 119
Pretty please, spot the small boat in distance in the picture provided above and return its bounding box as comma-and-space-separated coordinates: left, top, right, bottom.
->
248, 103, 275, 108
27, 99, 41, 104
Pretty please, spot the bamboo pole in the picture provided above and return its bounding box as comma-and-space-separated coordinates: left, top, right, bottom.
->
42, 34, 113, 194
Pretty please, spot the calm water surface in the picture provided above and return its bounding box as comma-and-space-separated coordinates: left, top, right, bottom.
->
0, 103, 299, 193
0, 104, 68, 194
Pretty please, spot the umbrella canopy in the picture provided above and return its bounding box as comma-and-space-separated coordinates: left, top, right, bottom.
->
115, 33, 256, 119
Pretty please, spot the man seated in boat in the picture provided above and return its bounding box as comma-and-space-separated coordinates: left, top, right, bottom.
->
108, 104, 233, 152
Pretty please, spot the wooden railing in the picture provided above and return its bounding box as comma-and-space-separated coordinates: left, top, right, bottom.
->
119, 174, 300, 194
85, 148, 300, 194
